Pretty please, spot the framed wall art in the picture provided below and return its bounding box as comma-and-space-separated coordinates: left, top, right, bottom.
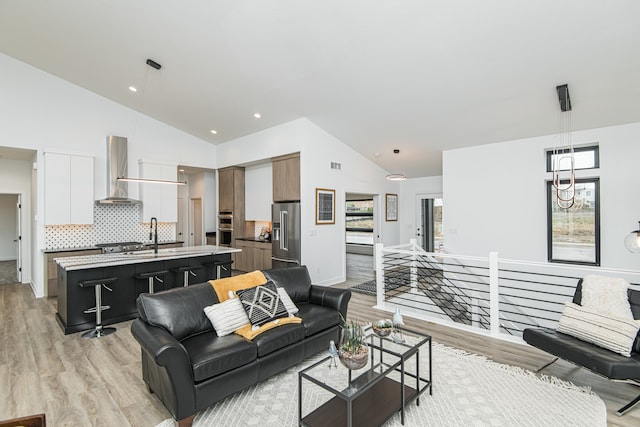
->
386, 193, 398, 221
316, 188, 335, 224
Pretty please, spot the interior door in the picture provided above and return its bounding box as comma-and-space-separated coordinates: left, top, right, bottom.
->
192, 198, 203, 246
415, 194, 443, 252
177, 197, 187, 243
15, 194, 21, 282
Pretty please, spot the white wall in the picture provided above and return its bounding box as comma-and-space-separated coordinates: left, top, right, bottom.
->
217, 118, 401, 285
398, 176, 443, 244
443, 122, 640, 270
0, 52, 217, 296
245, 162, 272, 221
0, 158, 33, 284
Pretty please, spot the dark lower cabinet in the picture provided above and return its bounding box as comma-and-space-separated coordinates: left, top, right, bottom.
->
56, 253, 233, 335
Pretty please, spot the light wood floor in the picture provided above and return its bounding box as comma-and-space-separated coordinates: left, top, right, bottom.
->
0, 254, 638, 426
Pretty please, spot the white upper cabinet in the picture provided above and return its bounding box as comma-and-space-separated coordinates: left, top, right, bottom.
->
139, 160, 178, 222
43, 152, 94, 225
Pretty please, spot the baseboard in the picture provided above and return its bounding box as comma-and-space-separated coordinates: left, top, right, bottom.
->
0, 257, 17, 262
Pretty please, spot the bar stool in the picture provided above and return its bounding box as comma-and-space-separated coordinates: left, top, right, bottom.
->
134, 269, 169, 293
213, 260, 234, 279
172, 265, 203, 287
79, 277, 118, 339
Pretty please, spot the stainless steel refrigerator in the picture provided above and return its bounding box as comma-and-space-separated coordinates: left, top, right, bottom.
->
272, 202, 301, 269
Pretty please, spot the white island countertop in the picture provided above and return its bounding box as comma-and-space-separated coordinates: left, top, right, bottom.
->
55, 245, 240, 271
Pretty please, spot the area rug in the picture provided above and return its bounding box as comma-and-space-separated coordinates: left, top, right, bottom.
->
350, 278, 403, 295
155, 342, 606, 427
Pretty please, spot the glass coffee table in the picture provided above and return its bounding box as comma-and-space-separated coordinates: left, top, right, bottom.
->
298, 326, 432, 427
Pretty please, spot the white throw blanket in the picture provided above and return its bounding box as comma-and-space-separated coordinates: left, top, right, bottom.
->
580, 274, 633, 319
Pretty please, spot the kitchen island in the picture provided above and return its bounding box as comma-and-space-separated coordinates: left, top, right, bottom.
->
56, 245, 239, 334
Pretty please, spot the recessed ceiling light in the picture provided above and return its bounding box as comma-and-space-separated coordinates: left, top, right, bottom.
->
210, 129, 218, 135
129, 86, 137, 92
253, 113, 261, 119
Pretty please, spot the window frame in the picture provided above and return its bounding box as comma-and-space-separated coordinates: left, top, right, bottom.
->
545, 145, 600, 172
546, 177, 601, 266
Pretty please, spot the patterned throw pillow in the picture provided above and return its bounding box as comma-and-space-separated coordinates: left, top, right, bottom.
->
236, 281, 289, 327
558, 302, 640, 357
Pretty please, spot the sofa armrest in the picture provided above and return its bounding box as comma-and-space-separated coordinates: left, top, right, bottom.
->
309, 285, 351, 319
131, 318, 191, 367
131, 318, 196, 420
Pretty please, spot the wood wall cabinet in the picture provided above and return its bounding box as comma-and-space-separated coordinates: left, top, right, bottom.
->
43, 152, 94, 225
139, 161, 178, 222
272, 152, 300, 202
218, 166, 245, 247
218, 167, 245, 212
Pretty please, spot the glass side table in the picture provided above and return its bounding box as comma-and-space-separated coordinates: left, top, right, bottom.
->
298, 326, 432, 427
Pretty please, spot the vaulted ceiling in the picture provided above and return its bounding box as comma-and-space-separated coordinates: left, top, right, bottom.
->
1, 1, 639, 177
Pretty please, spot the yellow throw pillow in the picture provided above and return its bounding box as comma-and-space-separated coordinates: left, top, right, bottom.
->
234, 316, 302, 340
209, 270, 267, 302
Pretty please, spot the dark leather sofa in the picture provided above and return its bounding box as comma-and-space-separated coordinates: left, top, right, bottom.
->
130, 266, 351, 427
523, 280, 640, 416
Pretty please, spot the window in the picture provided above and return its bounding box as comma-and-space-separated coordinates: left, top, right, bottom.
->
546, 145, 599, 172
346, 199, 373, 245
547, 178, 600, 265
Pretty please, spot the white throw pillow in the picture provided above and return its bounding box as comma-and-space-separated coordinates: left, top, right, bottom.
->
581, 274, 633, 320
557, 302, 640, 357
204, 297, 250, 337
277, 287, 299, 316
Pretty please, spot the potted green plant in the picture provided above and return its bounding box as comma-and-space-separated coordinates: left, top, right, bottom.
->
338, 316, 368, 370
372, 319, 393, 337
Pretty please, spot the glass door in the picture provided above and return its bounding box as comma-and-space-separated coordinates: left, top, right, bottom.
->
416, 195, 443, 252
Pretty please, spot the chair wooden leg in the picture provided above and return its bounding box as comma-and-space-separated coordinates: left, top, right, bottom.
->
177, 414, 195, 427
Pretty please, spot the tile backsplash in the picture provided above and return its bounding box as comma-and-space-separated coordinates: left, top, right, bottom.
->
44, 204, 175, 249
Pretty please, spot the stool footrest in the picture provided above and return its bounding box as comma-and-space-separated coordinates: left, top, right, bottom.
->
83, 305, 111, 314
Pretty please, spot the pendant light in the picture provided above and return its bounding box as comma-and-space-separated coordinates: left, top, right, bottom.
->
624, 222, 640, 253
117, 59, 186, 186
386, 173, 407, 181
551, 84, 575, 209
385, 149, 406, 181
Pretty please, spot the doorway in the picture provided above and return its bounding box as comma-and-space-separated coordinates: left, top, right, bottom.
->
416, 194, 443, 252
345, 192, 377, 283
0, 194, 20, 284
189, 198, 203, 246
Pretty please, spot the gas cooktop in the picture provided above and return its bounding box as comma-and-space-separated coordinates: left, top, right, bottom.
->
95, 241, 145, 253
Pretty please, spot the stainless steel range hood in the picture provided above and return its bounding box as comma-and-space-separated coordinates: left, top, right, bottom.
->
95, 135, 142, 205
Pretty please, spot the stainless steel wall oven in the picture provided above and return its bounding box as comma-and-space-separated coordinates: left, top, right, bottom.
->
217, 211, 233, 246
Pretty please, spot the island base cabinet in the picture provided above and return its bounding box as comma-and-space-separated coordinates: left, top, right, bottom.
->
56, 265, 136, 335
56, 253, 233, 334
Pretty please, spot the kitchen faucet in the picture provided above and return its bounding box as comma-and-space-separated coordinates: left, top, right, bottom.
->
150, 217, 158, 254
